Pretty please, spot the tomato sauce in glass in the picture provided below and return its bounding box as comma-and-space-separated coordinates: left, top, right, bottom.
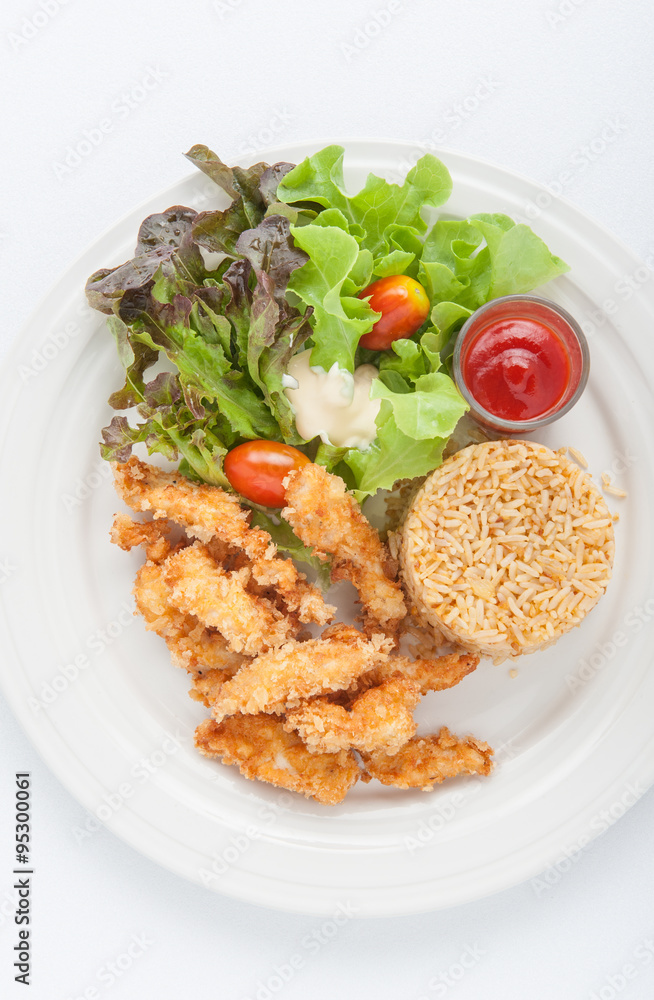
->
461, 316, 571, 421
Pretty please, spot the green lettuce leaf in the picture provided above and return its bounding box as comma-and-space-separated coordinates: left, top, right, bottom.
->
421, 213, 569, 311
288, 224, 379, 372
185, 143, 267, 227
106, 315, 158, 409
86, 206, 205, 317
338, 328, 467, 498
235, 215, 309, 300
278, 145, 452, 255
343, 410, 447, 501
127, 289, 278, 439
91, 143, 573, 510
245, 270, 313, 441
372, 248, 415, 278
101, 372, 231, 487
249, 511, 332, 589
187, 148, 302, 255
372, 372, 468, 440
192, 202, 250, 257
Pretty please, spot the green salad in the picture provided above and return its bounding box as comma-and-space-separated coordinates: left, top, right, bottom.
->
86, 143, 568, 507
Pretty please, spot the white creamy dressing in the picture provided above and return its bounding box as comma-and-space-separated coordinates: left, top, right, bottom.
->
283, 350, 381, 449
198, 246, 225, 271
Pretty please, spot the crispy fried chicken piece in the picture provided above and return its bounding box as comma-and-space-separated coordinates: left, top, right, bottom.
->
114, 456, 263, 548
114, 458, 334, 625
195, 716, 359, 805
360, 652, 479, 695
111, 512, 173, 563
282, 463, 406, 630
189, 668, 239, 707
360, 726, 493, 790
133, 560, 247, 675
210, 624, 393, 723
163, 543, 297, 655
284, 677, 421, 755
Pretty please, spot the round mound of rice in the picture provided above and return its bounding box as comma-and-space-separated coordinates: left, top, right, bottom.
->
396, 440, 615, 662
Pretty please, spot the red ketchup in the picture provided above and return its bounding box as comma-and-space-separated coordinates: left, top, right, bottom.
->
461, 316, 571, 421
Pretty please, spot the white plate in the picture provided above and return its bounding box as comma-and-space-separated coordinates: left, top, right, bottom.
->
1, 139, 654, 917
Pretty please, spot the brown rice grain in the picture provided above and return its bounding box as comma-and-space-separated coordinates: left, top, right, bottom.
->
398, 440, 614, 663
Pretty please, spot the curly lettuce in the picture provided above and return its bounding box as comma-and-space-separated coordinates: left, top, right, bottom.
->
88, 142, 570, 511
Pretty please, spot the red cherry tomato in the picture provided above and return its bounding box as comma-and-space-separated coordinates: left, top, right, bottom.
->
224, 440, 310, 508
358, 275, 430, 350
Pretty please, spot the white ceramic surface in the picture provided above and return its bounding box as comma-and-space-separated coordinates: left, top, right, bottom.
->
1, 139, 653, 916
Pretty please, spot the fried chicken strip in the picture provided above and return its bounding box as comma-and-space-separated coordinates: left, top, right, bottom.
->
111, 511, 173, 563
163, 543, 297, 655
195, 716, 359, 805
189, 668, 239, 707
360, 652, 480, 695
114, 456, 264, 548
284, 677, 421, 755
282, 463, 406, 630
360, 726, 493, 790
134, 560, 246, 675
114, 458, 334, 625
211, 624, 393, 723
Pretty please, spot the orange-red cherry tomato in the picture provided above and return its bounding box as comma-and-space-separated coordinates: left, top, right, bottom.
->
358, 275, 430, 350
224, 440, 310, 507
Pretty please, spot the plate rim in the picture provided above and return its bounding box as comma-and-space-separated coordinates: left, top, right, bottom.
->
2, 137, 654, 916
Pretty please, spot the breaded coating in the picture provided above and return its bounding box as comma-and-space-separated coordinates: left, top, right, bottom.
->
282, 463, 406, 629
195, 716, 359, 805
284, 677, 421, 755
211, 624, 393, 723
245, 551, 334, 625
114, 456, 262, 549
111, 459, 494, 804
111, 512, 172, 563
134, 560, 247, 674
114, 458, 334, 626
163, 543, 296, 655
189, 667, 240, 707
361, 652, 479, 695
360, 726, 494, 790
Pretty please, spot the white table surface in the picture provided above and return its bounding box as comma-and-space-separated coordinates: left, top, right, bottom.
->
2, 1, 654, 997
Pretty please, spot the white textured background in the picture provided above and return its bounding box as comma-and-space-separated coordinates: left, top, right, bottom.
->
2, 1, 654, 998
